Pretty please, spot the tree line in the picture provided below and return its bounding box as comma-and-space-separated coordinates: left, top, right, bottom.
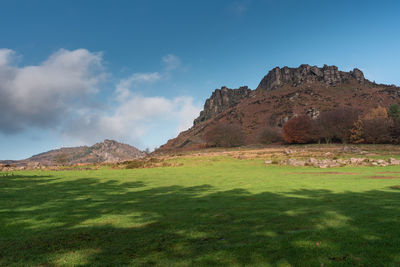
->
204, 104, 400, 147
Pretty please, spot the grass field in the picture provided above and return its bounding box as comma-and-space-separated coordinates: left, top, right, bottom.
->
1, 155, 400, 266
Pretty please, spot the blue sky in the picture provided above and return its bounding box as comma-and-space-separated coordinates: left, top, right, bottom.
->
1, 0, 399, 160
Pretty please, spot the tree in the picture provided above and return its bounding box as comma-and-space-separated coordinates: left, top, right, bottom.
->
362, 118, 392, 144
364, 106, 388, 120
391, 118, 400, 144
258, 126, 283, 144
204, 123, 245, 147
282, 115, 315, 144
315, 107, 359, 143
388, 103, 400, 119
349, 119, 365, 144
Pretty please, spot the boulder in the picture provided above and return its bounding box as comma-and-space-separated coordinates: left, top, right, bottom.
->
389, 158, 400, 165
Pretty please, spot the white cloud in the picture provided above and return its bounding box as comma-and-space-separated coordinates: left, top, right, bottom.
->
0, 49, 201, 149
64, 92, 201, 149
0, 48, 104, 133
0, 49, 14, 66
116, 72, 161, 101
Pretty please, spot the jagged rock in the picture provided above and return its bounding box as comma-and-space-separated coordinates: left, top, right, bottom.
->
306, 108, 320, 119
193, 86, 251, 125
257, 64, 366, 91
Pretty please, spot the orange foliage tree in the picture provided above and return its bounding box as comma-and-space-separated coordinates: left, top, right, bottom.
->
282, 115, 315, 144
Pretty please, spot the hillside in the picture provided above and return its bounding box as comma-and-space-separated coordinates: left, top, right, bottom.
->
1, 139, 145, 166
157, 64, 400, 152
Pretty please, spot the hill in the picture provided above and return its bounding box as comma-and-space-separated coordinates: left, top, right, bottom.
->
157, 64, 400, 152
1, 139, 145, 167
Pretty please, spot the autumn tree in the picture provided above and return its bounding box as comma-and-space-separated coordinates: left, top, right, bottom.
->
362, 118, 392, 143
314, 107, 359, 143
349, 106, 392, 144
258, 126, 283, 144
391, 118, 400, 144
204, 123, 245, 147
282, 115, 315, 144
349, 119, 364, 144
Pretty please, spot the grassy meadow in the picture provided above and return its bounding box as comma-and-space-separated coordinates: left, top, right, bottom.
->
1, 154, 400, 266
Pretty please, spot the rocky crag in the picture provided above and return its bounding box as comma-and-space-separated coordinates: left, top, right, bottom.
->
194, 86, 251, 125
157, 64, 400, 152
1, 139, 145, 168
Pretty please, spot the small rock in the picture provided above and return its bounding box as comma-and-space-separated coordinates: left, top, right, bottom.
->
389, 158, 400, 165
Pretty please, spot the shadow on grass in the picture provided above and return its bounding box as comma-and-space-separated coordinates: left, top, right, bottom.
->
0, 174, 400, 266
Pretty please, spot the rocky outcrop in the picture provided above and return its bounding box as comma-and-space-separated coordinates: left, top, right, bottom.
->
0, 139, 146, 167
89, 139, 146, 162
256, 64, 366, 91
157, 64, 400, 153
194, 86, 251, 125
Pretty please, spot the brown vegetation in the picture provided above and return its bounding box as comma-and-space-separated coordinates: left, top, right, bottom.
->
258, 126, 283, 144
282, 115, 314, 144
204, 123, 245, 147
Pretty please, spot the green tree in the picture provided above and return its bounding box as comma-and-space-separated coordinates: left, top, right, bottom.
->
388, 103, 400, 119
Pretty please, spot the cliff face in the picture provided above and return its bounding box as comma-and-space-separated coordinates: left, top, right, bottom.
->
193, 86, 251, 125
257, 64, 365, 91
193, 65, 367, 126
157, 64, 400, 153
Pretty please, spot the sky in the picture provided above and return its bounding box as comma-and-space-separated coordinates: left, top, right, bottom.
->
1, 0, 400, 160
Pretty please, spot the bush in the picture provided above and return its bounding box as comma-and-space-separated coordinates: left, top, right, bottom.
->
258, 126, 283, 144
125, 160, 145, 169
204, 123, 245, 147
282, 115, 315, 144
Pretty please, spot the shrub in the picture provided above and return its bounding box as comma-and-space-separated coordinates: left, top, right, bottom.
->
204, 123, 245, 147
282, 115, 315, 144
258, 126, 283, 144
125, 160, 145, 169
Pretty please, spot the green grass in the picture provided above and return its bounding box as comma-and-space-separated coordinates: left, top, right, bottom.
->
1, 156, 400, 266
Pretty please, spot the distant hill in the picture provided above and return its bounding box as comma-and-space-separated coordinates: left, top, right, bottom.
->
1, 140, 145, 166
157, 64, 400, 152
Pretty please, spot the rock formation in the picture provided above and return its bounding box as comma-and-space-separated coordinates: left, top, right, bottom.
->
157, 64, 399, 152
1, 139, 146, 167
256, 64, 365, 91
194, 86, 251, 125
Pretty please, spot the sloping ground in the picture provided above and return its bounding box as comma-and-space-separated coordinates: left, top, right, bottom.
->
157, 65, 399, 152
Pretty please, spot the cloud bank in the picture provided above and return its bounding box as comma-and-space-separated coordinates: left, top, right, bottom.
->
0, 48, 201, 148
